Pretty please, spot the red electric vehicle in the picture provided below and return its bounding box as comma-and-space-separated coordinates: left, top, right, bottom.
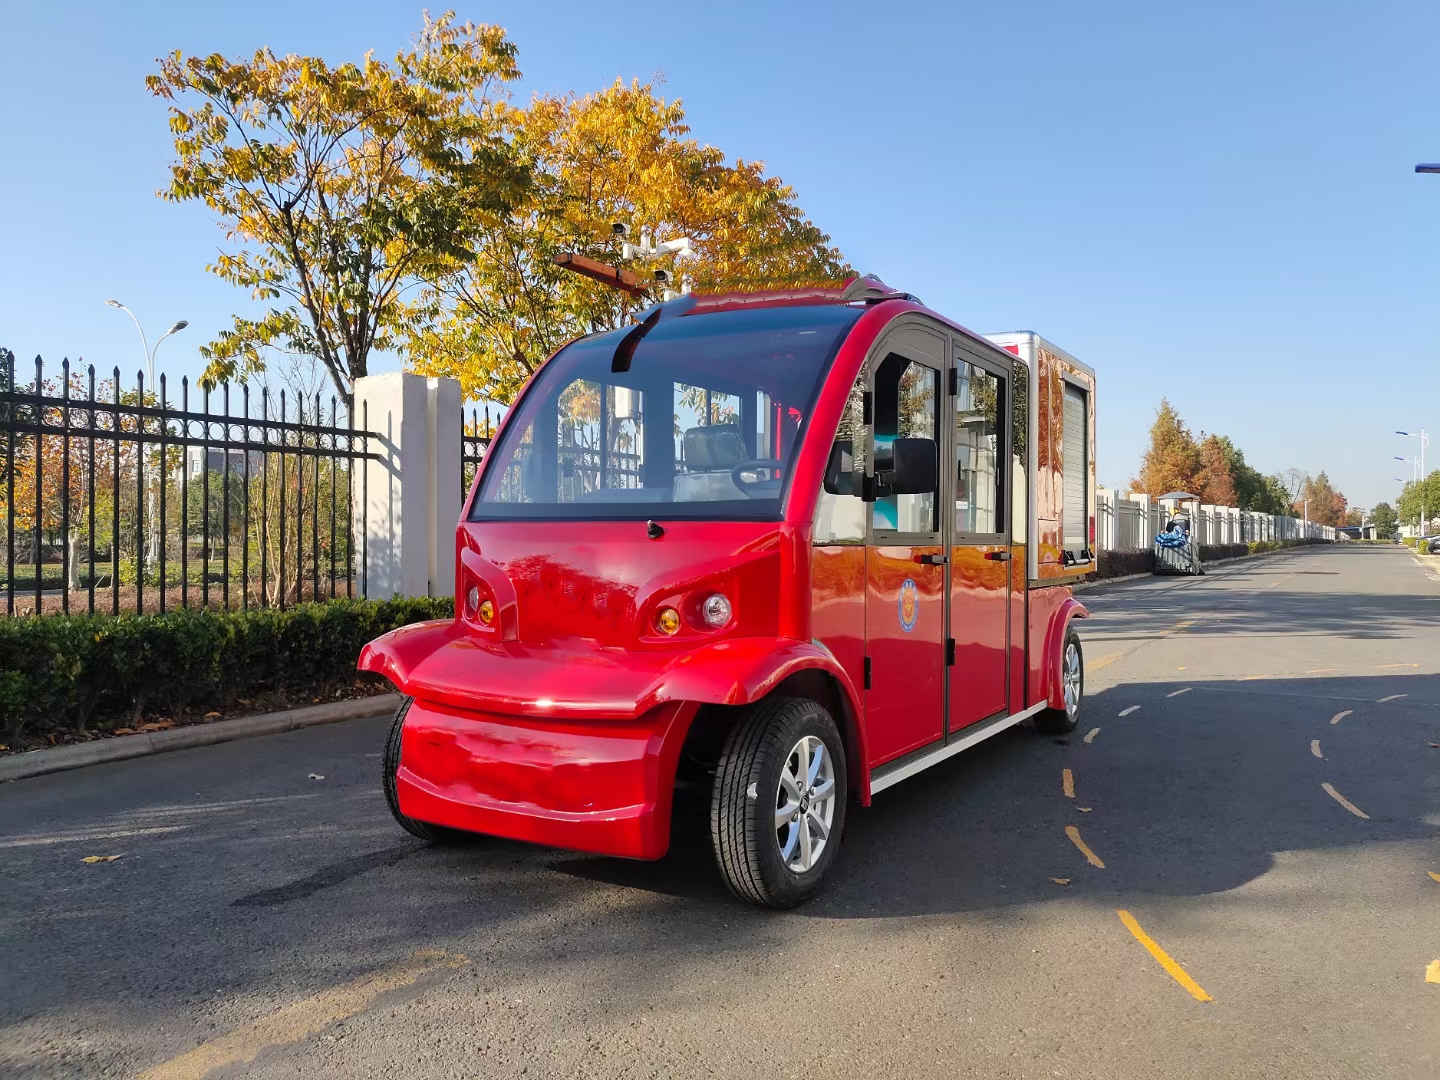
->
360, 276, 1096, 908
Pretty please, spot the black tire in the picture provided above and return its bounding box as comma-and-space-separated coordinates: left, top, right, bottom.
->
383, 697, 467, 843
710, 697, 848, 908
1036, 627, 1083, 734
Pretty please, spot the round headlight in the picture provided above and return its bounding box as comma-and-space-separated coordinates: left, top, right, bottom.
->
701, 592, 732, 628
656, 606, 681, 635
478, 599, 495, 626
465, 586, 479, 615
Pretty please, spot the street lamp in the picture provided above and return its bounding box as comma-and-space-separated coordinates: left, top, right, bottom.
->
105, 299, 188, 391
1396, 429, 1430, 535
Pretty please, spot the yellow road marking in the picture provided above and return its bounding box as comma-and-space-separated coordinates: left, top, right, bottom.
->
1310, 740, 1323, 759
1427, 871, 1440, 884
1378, 694, 1407, 703
1084, 727, 1101, 744
1062, 768, 1075, 799
1065, 825, 1105, 868
1119, 705, 1140, 717
1329, 710, 1352, 726
1377, 663, 1419, 670
1166, 687, 1192, 698
1321, 782, 1370, 820
1116, 910, 1213, 1002
137, 950, 465, 1080
1428, 960, 1440, 985
1089, 653, 1123, 671
1306, 668, 1338, 675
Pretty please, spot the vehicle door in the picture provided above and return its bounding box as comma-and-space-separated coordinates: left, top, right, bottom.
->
864, 326, 947, 766
947, 343, 1011, 730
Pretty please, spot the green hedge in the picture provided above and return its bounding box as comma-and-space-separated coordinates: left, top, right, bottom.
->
0, 596, 453, 741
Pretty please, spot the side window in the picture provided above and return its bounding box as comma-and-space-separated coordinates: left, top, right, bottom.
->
874, 352, 939, 535
814, 366, 866, 544
954, 363, 1003, 535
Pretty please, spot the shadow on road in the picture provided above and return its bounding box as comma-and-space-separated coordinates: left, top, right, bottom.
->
556, 671, 1439, 919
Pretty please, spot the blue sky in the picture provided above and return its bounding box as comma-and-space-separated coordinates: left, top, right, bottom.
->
2, 0, 1437, 509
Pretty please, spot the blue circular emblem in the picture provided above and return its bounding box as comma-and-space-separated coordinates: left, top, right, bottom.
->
897, 577, 919, 632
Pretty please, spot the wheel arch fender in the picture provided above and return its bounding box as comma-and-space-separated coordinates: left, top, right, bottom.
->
357, 619, 459, 694
1044, 596, 1089, 711
667, 639, 871, 804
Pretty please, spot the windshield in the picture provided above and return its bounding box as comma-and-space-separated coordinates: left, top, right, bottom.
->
471, 304, 862, 521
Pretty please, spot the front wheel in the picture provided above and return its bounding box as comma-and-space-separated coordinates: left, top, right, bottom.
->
710, 697, 848, 908
1036, 628, 1083, 734
383, 697, 468, 843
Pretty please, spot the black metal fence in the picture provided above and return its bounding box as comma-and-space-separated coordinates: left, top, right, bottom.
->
0, 349, 376, 616
461, 405, 493, 501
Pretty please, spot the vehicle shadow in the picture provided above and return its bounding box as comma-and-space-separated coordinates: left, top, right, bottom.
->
559, 671, 1440, 919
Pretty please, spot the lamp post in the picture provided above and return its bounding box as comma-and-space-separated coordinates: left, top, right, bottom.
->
1396, 429, 1429, 535
105, 300, 187, 391
106, 301, 188, 567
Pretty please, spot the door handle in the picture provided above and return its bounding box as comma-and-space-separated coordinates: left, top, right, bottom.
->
914, 553, 947, 565
984, 550, 1011, 561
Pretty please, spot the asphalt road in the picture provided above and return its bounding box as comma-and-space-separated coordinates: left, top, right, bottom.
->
2, 544, 1438, 1079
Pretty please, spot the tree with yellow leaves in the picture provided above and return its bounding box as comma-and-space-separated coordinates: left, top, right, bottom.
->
147, 12, 529, 402
407, 80, 849, 403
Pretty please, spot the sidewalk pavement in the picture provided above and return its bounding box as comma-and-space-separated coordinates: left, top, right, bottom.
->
0, 693, 401, 783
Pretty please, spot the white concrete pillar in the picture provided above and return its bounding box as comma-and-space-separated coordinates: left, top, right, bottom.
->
352, 372, 462, 599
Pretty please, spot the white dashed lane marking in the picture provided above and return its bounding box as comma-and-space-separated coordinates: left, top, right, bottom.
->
1321, 782, 1370, 820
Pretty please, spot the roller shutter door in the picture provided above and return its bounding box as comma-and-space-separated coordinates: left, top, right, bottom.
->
1062, 383, 1087, 551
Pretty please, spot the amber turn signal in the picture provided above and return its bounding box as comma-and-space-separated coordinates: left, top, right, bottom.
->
656, 606, 681, 635
478, 599, 495, 626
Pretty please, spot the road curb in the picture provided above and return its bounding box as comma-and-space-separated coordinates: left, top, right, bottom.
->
1073, 545, 1304, 593
0, 693, 401, 784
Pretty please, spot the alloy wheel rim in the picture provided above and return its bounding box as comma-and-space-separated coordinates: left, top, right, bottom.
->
775, 735, 836, 873
1063, 642, 1082, 715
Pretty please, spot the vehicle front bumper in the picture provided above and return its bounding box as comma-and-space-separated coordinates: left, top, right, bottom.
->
395, 697, 694, 860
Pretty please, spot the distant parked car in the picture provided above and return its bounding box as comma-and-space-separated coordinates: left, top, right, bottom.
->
1428, 537, 1440, 554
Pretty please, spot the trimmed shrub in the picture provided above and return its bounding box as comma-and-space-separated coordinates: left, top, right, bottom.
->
1095, 549, 1153, 578
0, 596, 452, 741
1201, 543, 1248, 562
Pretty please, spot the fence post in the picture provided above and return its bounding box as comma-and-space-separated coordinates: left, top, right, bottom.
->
351, 372, 461, 600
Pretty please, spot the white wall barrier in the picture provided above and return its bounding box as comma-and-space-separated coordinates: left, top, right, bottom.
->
1096, 488, 1336, 554
352, 372, 462, 600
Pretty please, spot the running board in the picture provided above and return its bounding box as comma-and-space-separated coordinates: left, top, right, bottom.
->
869, 703, 1048, 795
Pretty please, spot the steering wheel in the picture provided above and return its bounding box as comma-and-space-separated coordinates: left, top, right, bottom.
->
731, 459, 785, 496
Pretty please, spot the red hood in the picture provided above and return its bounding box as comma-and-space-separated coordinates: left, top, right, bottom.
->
358, 519, 824, 718
452, 519, 788, 647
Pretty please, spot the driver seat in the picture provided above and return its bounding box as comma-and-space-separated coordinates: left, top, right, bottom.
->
675, 424, 747, 501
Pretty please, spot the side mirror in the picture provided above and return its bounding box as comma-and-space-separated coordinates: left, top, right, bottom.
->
887, 437, 937, 495
824, 440, 858, 495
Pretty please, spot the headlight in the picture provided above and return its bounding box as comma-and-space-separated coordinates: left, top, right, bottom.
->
465, 586, 479, 615
701, 593, 732, 628
656, 607, 681, 635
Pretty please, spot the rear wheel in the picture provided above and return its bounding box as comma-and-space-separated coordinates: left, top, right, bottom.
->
383, 697, 467, 843
1036, 628, 1083, 734
710, 697, 848, 908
